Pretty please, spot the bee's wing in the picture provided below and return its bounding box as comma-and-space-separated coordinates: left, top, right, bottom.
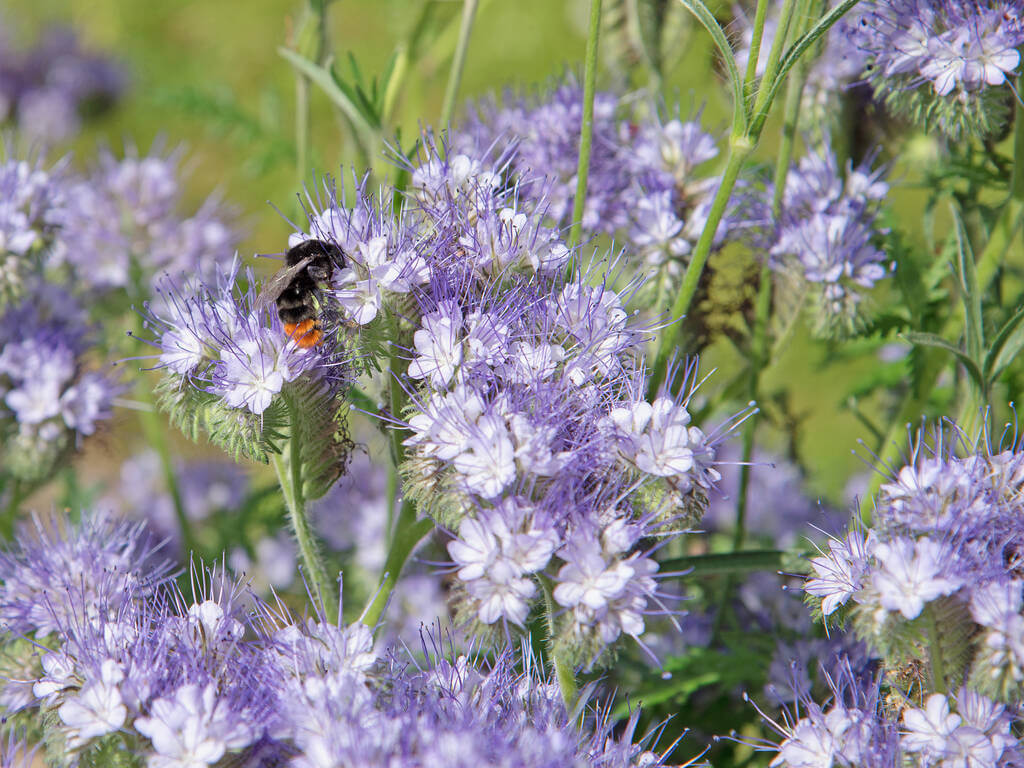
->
253, 256, 312, 313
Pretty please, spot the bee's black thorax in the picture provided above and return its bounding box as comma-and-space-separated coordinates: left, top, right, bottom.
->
276, 239, 345, 325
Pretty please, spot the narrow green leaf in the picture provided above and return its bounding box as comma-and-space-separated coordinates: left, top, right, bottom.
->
628, 0, 667, 80
984, 305, 1024, 381
377, 50, 400, 104
758, 0, 861, 123
278, 47, 377, 139
901, 331, 985, 388
952, 207, 984, 365
658, 549, 789, 577
675, 0, 748, 136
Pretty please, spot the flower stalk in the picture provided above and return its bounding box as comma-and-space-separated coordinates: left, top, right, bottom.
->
274, 396, 337, 622
567, 0, 604, 250
439, 0, 480, 132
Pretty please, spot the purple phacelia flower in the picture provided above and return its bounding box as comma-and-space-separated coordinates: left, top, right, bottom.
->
852, 0, 1024, 138
0, 25, 124, 144
0, 288, 120, 482
0, 511, 171, 637
0, 153, 67, 305
766, 141, 890, 338
145, 256, 342, 415
59, 146, 237, 298
804, 422, 1024, 703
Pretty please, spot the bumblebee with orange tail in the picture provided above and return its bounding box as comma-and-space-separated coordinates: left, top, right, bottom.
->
258, 239, 345, 348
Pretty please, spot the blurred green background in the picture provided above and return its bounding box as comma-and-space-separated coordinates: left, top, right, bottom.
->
4, 0, 927, 505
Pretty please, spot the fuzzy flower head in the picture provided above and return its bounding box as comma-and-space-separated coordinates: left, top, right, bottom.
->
400, 254, 740, 661
456, 79, 738, 291
768, 141, 890, 338
0, 287, 120, 482
59, 146, 237, 299
0, 154, 67, 306
804, 422, 1024, 704
0, 511, 171, 637
144, 256, 352, 475
146, 257, 342, 416
853, 0, 1024, 139
757, 656, 1022, 768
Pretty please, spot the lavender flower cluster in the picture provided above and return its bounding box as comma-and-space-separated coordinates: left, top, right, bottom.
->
0, 288, 119, 483
0, 25, 124, 144
0, 147, 237, 308
852, 0, 1024, 139
0, 143, 238, 494
767, 142, 890, 337
804, 425, 1024, 703
275, 139, 745, 665
455, 81, 737, 295
0, 510, 678, 767
765, 655, 1022, 767
148, 257, 340, 417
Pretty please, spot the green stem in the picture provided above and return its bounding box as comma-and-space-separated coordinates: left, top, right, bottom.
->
658, 549, 790, 577
567, 0, 603, 249
732, 0, 812, 556
538, 574, 578, 710
648, 139, 753, 398
748, 0, 798, 127
274, 398, 336, 622
360, 500, 433, 628
292, 0, 330, 181
0, 479, 23, 540
1010, 52, 1024, 203
925, 603, 947, 694
382, 2, 435, 124
296, 75, 310, 181
741, 0, 771, 109
439, 0, 480, 132
864, 348, 945, 514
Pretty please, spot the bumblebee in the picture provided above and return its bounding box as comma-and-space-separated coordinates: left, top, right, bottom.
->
258, 238, 346, 348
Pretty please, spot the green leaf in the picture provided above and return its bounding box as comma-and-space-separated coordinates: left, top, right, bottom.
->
611, 644, 767, 718
952, 207, 984, 365
900, 331, 985, 388
984, 304, 1024, 381
629, 0, 669, 80
658, 549, 792, 577
674, 0, 748, 136
279, 47, 378, 142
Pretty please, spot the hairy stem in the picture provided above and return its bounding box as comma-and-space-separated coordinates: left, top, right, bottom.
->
741, 0, 771, 110
292, 0, 330, 180
439, 0, 480, 132
274, 398, 336, 622
538, 574, 578, 710
138, 387, 195, 557
567, 0, 604, 249
732, 0, 813, 556
925, 603, 947, 694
